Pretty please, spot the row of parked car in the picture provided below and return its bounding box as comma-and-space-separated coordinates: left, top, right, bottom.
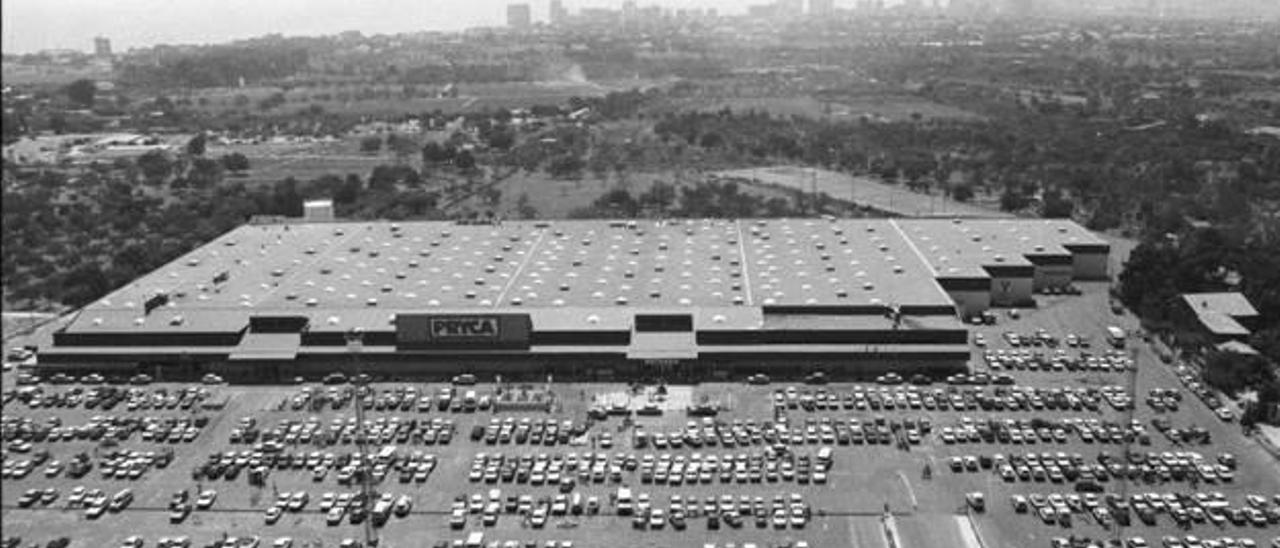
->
465, 447, 835, 490
1170, 363, 1240, 423
321, 491, 413, 527
16, 486, 135, 519
279, 382, 498, 414
624, 492, 812, 532
3, 385, 213, 411
980, 347, 1134, 374
951, 448, 1238, 486
3, 448, 173, 482
229, 415, 459, 447
1048, 535, 1270, 548
934, 414, 1153, 447
769, 382, 1155, 415
1013, 490, 1280, 530
452, 491, 601, 528
11, 372, 156, 387
2, 414, 206, 448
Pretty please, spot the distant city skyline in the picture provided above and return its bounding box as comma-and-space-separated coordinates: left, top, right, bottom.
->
4, 0, 1274, 54
3, 0, 929, 54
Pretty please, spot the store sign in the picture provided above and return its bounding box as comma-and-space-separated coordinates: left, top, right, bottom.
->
430, 317, 499, 339
396, 313, 531, 349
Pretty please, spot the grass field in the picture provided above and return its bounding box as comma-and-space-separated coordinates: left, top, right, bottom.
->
451, 170, 799, 219
186, 79, 664, 117
715, 166, 1010, 218
663, 95, 984, 122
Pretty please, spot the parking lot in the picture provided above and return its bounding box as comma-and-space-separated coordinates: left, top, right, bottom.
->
3, 281, 1279, 548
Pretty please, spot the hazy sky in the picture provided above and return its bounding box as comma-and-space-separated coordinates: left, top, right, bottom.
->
1, 0, 813, 54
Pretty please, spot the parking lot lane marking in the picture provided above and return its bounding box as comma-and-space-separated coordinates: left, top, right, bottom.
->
848, 516, 888, 548
952, 515, 984, 548
896, 470, 917, 511
883, 513, 904, 548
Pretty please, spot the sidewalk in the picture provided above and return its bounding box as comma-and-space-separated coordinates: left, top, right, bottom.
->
1255, 424, 1280, 461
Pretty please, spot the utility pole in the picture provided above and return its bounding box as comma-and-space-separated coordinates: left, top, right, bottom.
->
346, 328, 379, 548
811, 168, 818, 215
1114, 345, 1140, 544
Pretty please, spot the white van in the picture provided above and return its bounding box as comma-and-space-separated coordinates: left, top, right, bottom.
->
1106, 326, 1126, 348
816, 447, 833, 469
616, 487, 633, 515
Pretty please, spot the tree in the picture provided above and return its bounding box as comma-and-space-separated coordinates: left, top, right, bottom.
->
999, 188, 1029, 212
952, 184, 975, 202
65, 79, 96, 108
547, 155, 585, 179
220, 152, 250, 174
136, 150, 174, 184
1249, 326, 1280, 365
639, 181, 677, 211
186, 133, 207, 157
1041, 189, 1074, 218
454, 150, 476, 171
258, 92, 287, 111
515, 193, 538, 219
421, 142, 456, 164
188, 158, 225, 189
360, 136, 383, 154
485, 127, 516, 150
386, 134, 418, 163
334, 174, 363, 204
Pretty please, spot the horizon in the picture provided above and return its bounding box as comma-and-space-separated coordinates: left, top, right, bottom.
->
1, 0, 766, 55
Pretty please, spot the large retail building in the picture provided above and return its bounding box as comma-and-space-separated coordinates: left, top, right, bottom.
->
36, 217, 1109, 382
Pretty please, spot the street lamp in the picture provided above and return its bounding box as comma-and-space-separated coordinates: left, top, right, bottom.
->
345, 328, 379, 548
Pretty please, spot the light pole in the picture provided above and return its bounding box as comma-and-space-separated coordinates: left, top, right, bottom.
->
346, 328, 378, 548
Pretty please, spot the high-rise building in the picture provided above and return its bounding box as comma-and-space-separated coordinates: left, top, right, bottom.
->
506, 3, 532, 27
779, 0, 805, 16
810, 0, 836, 15
93, 36, 112, 58
549, 0, 568, 25
1005, 0, 1035, 17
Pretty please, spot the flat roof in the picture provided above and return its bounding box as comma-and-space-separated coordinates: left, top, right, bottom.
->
1182, 292, 1258, 319
66, 219, 961, 334
895, 218, 1109, 278
60, 218, 1107, 336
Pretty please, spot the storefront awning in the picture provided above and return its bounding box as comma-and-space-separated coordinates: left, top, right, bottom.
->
229, 333, 300, 361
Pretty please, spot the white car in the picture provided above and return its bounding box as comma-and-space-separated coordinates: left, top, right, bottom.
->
196, 490, 217, 509
273, 539, 293, 548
